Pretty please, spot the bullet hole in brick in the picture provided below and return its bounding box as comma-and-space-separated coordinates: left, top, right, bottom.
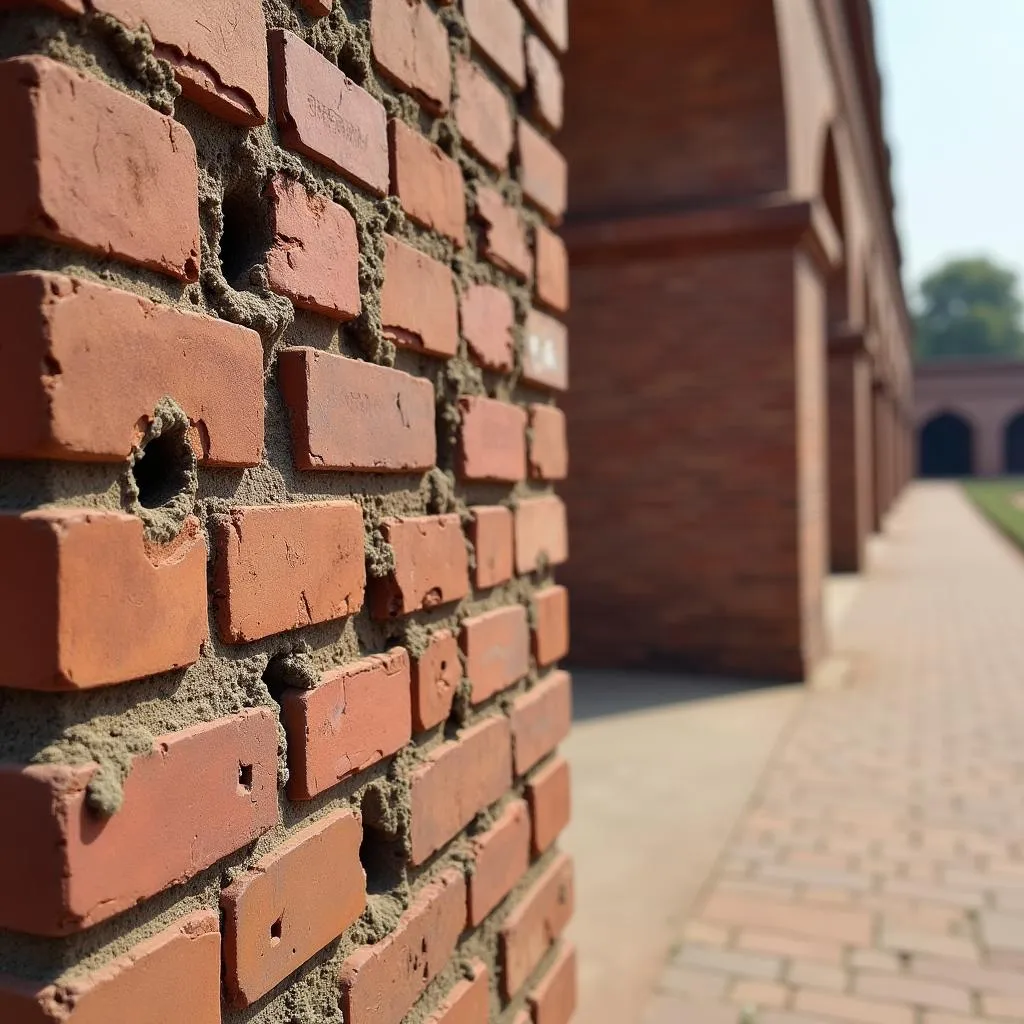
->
238, 763, 253, 790
220, 192, 270, 287
270, 915, 282, 945
131, 428, 193, 510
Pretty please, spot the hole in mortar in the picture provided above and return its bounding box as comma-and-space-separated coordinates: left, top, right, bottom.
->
220, 191, 270, 287
130, 427, 193, 510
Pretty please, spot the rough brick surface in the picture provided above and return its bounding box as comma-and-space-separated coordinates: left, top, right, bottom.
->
222, 810, 365, 1007
517, 119, 568, 222
462, 604, 530, 703
476, 186, 533, 279
515, 495, 569, 574
279, 347, 436, 472
270, 29, 389, 195
464, 0, 526, 88
534, 222, 570, 313
0, 56, 200, 280
425, 961, 490, 1024
281, 650, 413, 799
455, 56, 514, 170
526, 755, 571, 854
0, 509, 208, 690
470, 505, 516, 589
461, 284, 516, 370
412, 630, 462, 732
523, 310, 569, 391
371, 0, 451, 113
525, 35, 564, 131
516, 0, 568, 52
390, 119, 466, 243
340, 870, 467, 1024
510, 670, 572, 774
458, 396, 528, 482
0, 272, 263, 466
381, 236, 460, 357
266, 175, 361, 320
468, 799, 531, 924
532, 585, 569, 667
528, 404, 569, 480
410, 716, 513, 864
0, 710, 278, 935
529, 943, 578, 1024
213, 501, 366, 642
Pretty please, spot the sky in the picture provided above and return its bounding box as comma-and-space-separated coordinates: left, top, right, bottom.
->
874, 0, 1024, 300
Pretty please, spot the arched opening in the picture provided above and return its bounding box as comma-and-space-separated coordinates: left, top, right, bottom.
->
919, 413, 974, 478
1004, 412, 1024, 473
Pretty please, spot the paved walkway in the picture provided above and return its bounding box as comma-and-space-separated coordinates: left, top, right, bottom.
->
645, 483, 1024, 1024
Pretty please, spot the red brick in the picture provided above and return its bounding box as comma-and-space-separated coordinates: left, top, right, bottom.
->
464, 0, 526, 88
390, 120, 466, 244
500, 853, 574, 996
266, 175, 361, 320
702, 891, 874, 946
340, 869, 467, 1024
371, 0, 451, 113
458, 396, 528, 482
372, 514, 471, 619
455, 56, 514, 171
279, 347, 436, 472
381, 236, 459, 357
212, 501, 366, 643
462, 604, 530, 703
0, 57, 199, 280
526, 756, 571, 854
412, 630, 461, 731
516, 0, 567, 52
269, 29, 389, 195
532, 585, 569, 666
515, 495, 569, 574
0, 912, 221, 1023
0, 272, 263, 466
470, 506, 515, 588
476, 186, 533, 279
425, 961, 490, 1024
0, 710, 278, 935
529, 943, 577, 1024
534, 223, 569, 313
525, 36, 563, 131
461, 284, 516, 371
409, 716, 513, 864
510, 670, 572, 774
282, 650, 412, 800
517, 119, 567, 222
523, 310, 569, 391
469, 799, 531, 924
86, 0, 268, 125
528, 404, 568, 480
223, 809, 366, 1007
301, 0, 332, 14
0, 509, 207, 691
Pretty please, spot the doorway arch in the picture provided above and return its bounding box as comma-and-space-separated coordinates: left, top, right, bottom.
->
1004, 412, 1024, 473
919, 412, 974, 477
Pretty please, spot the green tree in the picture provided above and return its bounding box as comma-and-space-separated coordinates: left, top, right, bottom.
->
914, 257, 1024, 361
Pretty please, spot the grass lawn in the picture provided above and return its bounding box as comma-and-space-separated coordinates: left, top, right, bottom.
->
962, 478, 1024, 550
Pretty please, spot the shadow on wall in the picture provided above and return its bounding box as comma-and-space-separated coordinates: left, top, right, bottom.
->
569, 668, 790, 723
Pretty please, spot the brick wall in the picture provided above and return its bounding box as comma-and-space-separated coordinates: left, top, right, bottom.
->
0, 2, 573, 1023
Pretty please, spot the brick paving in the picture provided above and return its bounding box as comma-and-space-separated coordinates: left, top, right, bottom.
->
644, 484, 1024, 1024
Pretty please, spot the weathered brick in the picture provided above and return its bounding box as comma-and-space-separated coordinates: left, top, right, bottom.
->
533, 585, 569, 667
464, 0, 525, 88
409, 716, 513, 864
270, 29, 389, 195
528, 404, 568, 481
223, 810, 366, 1007
0, 912, 221, 1023
458, 396, 528, 482
526, 755, 571, 854
793, 990, 913, 1024
911, 956, 1024, 996
454, 56, 514, 171
461, 284, 516, 371
282, 650, 412, 800
516, 0, 567, 53
372, 514, 471, 619
425, 961, 489, 1024
0, 272, 263, 466
412, 630, 461, 732
500, 853, 574, 995
0, 56, 200, 280
517, 119, 567, 222
476, 186, 533, 279
266, 175, 361, 319
390, 120, 466, 243
470, 506, 515, 588
523, 310, 569, 391
525, 35, 563, 131
515, 495, 569, 574
381, 236, 459, 357
0, 510, 207, 691
340, 870, 467, 1024
529, 944, 577, 1024
371, 0, 451, 113
682, 947, 784, 981
0, 710, 278, 935
510, 670, 572, 774
534, 223, 569, 313
462, 604, 530, 703
212, 501, 366, 643
279, 347, 436, 472
981, 911, 1024, 952
730, 980, 788, 1009
702, 891, 874, 946
855, 974, 971, 1014
787, 961, 848, 991
469, 799, 531, 924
